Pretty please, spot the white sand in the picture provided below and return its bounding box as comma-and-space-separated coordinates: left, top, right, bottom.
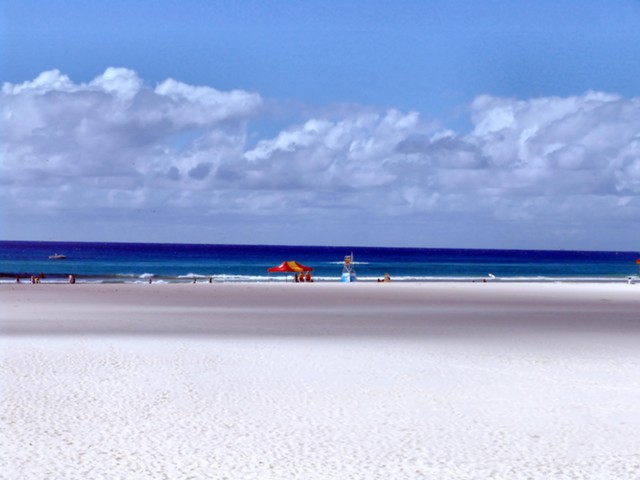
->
2, 283, 640, 479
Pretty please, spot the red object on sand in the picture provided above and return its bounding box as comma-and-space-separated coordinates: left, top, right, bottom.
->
268, 261, 313, 273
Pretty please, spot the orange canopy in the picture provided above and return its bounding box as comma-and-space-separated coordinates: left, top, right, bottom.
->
268, 261, 313, 273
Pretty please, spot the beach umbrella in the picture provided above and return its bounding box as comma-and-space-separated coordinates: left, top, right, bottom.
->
267, 261, 313, 273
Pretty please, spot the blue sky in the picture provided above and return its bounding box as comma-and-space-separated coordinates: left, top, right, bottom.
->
2, 1, 640, 249
5, 1, 640, 117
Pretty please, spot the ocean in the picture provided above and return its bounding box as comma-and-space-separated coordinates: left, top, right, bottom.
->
0, 241, 640, 283
1, 240, 639, 284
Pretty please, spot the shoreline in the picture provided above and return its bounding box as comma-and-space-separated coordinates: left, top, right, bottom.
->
3, 274, 639, 284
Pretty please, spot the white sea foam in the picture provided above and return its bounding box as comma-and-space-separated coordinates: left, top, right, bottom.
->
327, 260, 370, 265
177, 273, 210, 279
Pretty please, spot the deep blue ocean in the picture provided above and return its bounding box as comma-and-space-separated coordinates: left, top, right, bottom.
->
1, 241, 639, 283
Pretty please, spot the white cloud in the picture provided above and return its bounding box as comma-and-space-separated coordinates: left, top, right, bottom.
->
2, 70, 77, 95
89, 67, 143, 100
2, 68, 639, 248
242, 111, 423, 192
1, 68, 262, 212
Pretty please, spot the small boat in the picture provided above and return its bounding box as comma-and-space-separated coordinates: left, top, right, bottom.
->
48, 253, 66, 260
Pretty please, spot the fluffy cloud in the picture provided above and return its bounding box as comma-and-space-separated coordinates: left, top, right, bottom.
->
2, 68, 639, 248
1, 68, 260, 191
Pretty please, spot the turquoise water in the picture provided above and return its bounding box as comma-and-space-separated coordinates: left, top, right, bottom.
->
1, 241, 639, 283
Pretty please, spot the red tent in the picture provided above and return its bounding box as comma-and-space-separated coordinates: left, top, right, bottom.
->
268, 261, 313, 273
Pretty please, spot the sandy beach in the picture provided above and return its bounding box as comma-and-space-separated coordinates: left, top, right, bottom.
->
2, 282, 640, 479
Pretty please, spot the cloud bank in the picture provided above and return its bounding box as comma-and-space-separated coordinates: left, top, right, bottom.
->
2, 68, 639, 248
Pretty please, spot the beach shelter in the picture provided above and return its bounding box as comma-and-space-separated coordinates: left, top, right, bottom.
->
267, 261, 313, 273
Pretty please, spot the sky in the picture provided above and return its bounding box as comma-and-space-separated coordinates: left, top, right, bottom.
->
2, 0, 640, 250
